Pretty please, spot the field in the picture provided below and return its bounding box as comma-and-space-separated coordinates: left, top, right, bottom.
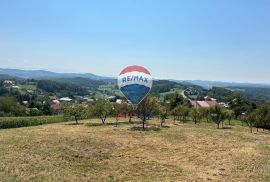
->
0, 118, 269, 181
18, 83, 37, 94
159, 88, 183, 101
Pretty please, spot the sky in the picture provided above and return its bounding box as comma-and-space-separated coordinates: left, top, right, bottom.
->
0, 0, 270, 83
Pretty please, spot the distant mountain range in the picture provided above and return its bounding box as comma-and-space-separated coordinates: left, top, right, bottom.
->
0, 68, 111, 80
180, 80, 270, 89
1, 68, 270, 89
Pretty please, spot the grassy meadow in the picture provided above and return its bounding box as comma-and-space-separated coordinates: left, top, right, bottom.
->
0, 118, 269, 181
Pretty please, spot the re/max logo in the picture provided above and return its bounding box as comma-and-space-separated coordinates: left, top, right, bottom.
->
122, 75, 148, 83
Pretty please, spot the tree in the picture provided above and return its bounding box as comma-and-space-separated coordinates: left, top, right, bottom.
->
0, 96, 25, 116
209, 105, 226, 129
171, 105, 181, 122
28, 108, 43, 116
90, 99, 112, 125
171, 104, 190, 122
119, 102, 128, 118
225, 110, 234, 125
112, 103, 121, 126
229, 95, 248, 119
156, 103, 168, 127
266, 112, 270, 130
42, 100, 52, 115
252, 104, 270, 131
63, 104, 86, 124
242, 111, 256, 133
190, 108, 203, 124
119, 102, 134, 123
169, 91, 184, 109
200, 107, 210, 122
137, 95, 159, 129
126, 104, 134, 123
179, 105, 190, 121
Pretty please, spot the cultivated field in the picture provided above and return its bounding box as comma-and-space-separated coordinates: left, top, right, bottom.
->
0, 118, 269, 181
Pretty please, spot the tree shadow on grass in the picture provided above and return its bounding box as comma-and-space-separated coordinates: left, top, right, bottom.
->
65, 123, 84, 126
220, 126, 233, 130
86, 120, 142, 127
86, 122, 115, 127
160, 125, 170, 128
120, 120, 141, 125
130, 126, 161, 132
255, 129, 270, 134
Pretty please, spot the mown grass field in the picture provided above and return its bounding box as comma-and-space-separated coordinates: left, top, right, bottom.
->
0, 118, 269, 181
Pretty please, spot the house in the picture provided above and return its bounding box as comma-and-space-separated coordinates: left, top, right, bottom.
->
83, 97, 94, 103
116, 99, 123, 104
22, 101, 29, 107
219, 102, 229, 108
59, 97, 72, 102
191, 96, 217, 108
108, 96, 116, 102
3, 80, 13, 87
27, 90, 34, 94
51, 100, 61, 110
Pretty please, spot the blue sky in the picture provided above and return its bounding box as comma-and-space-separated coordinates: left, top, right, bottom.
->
0, 0, 270, 83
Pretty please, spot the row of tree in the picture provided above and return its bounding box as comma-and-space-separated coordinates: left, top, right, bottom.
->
63, 92, 270, 132
242, 104, 270, 132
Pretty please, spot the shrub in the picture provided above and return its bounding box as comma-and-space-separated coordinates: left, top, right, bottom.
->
0, 116, 64, 129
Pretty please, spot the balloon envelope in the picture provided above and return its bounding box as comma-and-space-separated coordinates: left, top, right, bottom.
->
118, 65, 152, 105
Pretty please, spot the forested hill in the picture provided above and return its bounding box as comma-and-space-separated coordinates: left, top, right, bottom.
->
1, 67, 270, 103
52, 77, 108, 91
228, 87, 270, 103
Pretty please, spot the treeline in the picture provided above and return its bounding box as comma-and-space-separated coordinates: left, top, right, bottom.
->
230, 87, 270, 103
209, 86, 270, 103
242, 104, 270, 132
63, 92, 270, 132
207, 87, 234, 102
52, 77, 106, 91
0, 96, 52, 117
0, 96, 25, 116
151, 80, 205, 97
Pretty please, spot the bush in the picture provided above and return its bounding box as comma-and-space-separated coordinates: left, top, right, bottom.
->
0, 116, 64, 129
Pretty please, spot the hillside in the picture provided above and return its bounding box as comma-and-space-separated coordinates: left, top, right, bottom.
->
184, 80, 270, 89
228, 87, 270, 103
52, 77, 108, 91
2, 68, 270, 103
0, 119, 269, 181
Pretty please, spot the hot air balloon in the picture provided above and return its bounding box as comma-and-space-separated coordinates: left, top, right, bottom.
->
118, 65, 153, 106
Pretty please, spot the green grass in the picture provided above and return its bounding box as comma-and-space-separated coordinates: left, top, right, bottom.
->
98, 84, 122, 96
0, 115, 64, 129
18, 84, 37, 94
223, 119, 247, 126
0, 118, 269, 181
159, 88, 183, 100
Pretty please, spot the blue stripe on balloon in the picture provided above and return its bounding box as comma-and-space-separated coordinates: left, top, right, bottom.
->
120, 84, 150, 105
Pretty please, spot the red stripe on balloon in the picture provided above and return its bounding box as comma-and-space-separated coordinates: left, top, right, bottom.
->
119, 65, 151, 75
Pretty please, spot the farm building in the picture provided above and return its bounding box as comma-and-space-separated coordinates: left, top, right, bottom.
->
191, 96, 217, 108
60, 97, 72, 102
51, 100, 61, 110
3, 80, 14, 87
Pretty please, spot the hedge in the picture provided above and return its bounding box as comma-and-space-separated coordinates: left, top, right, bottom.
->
0, 115, 65, 129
